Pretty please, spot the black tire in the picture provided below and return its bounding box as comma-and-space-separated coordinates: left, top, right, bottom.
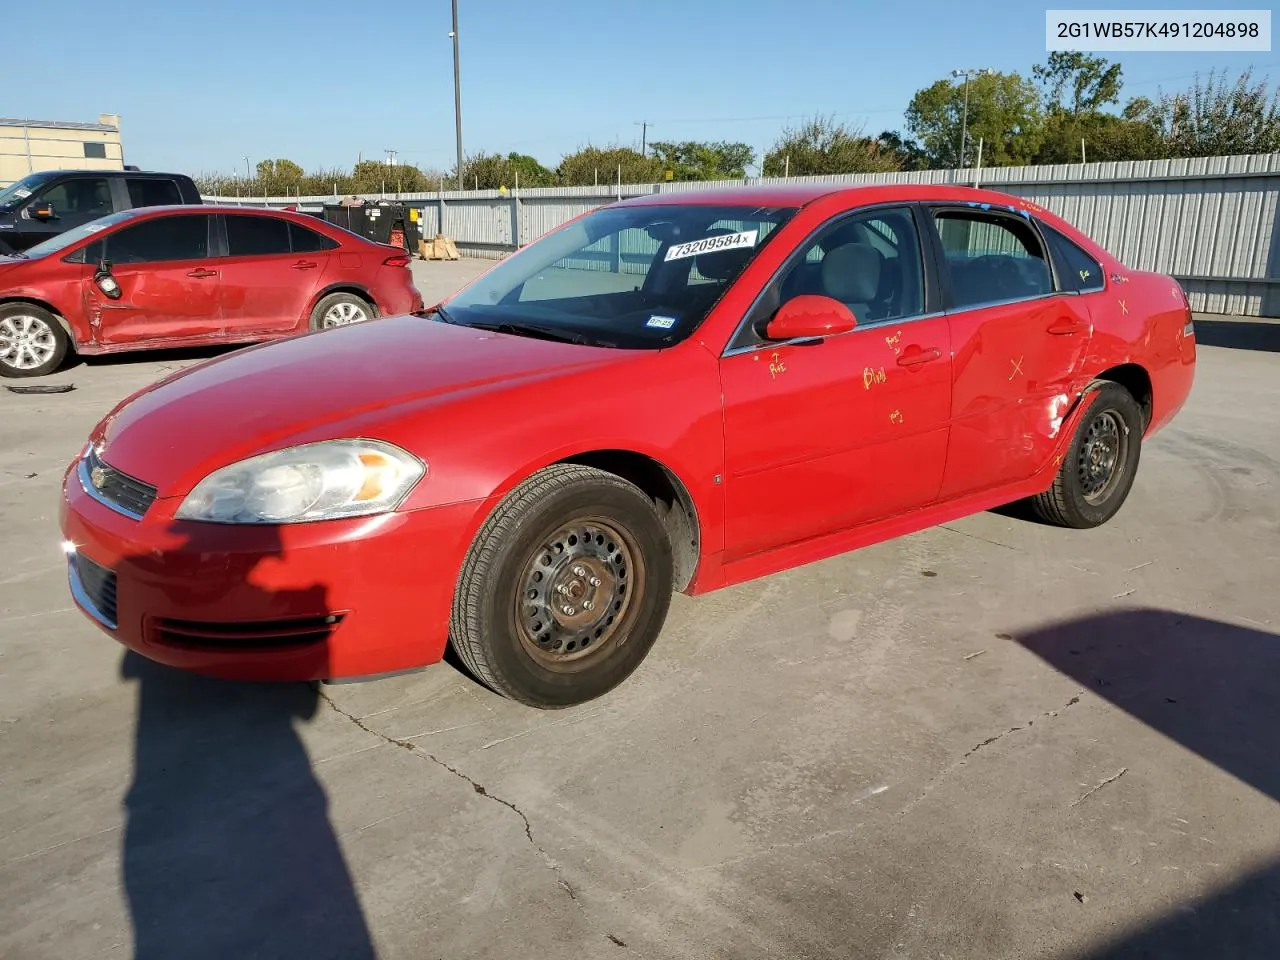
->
450, 464, 674, 709
308, 291, 376, 331
0, 303, 70, 378
1028, 381, 1143, 528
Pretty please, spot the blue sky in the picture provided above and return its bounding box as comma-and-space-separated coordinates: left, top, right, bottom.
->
13, 0, 1277, 177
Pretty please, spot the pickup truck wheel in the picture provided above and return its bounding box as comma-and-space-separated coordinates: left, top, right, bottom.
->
450, 464, 674, 709
0, 304, 69, 378
1029, 382, 1143, 528
310, 292, 375, 331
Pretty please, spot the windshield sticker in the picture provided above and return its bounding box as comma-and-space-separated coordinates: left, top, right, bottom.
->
646, 315, 676, 329
13, 188, 31, 198
664, 229, 758, 262
82, 223, 106, 233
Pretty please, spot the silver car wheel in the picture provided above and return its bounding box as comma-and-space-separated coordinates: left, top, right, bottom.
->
0, 314, 58, 371
323, 301, 370, 327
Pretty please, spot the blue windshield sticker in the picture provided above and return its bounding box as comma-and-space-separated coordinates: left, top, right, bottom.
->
646, 315, 676, 329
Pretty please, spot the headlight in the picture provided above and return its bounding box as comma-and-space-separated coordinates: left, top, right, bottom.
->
175, 439, 425, 524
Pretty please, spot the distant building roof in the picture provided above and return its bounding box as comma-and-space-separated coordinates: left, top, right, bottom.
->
0, 117, 119, 132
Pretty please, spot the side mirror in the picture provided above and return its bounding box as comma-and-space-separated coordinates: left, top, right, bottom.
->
764, 295, 857, 342
29, 202, 55, 220
94, 260, 121, 299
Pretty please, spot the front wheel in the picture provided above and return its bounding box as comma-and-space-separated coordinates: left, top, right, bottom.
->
1028, 381, 1143, 528
449, 464, 674, 708
0, 304, 70, 378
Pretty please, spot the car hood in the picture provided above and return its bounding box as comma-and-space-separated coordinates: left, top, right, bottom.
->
92, 315, 626, 497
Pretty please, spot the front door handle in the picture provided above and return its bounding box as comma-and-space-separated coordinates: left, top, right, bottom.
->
1047, 318, 1085, 335
186, 268, 217, 279
291, 260, 318, 270
896, 346, 941, 367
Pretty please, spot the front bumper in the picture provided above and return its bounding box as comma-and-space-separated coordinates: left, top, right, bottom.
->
59, 459, 479, 682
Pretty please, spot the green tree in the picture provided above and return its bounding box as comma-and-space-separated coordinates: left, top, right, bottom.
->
1033, 52, 1123, 116
648, 140, 754, 180
761, 116, 900, 176
876, 130, 930, 170
1035, 111, 1167, 163
905, 72, 1044, 167
1131, 68, 1280, 157
457, 151, 556, 189
555, 145, 664, 186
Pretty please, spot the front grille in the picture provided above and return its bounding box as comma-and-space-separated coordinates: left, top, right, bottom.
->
154, 614, 344, 649
81, 447, 158, 519
72, 553, 118, 628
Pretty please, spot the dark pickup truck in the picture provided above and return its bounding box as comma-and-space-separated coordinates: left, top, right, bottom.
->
0, 169, 202, 254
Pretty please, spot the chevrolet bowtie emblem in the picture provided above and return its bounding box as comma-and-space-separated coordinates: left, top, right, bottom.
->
90, 467, 107, 489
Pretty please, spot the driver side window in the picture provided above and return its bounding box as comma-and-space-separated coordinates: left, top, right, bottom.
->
736, 206, 926, 349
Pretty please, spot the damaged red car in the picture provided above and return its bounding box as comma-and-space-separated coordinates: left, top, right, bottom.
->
0, 205, 422, 377
58, 184, 1196, 708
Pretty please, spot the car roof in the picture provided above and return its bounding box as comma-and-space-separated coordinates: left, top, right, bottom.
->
612, 182, 1038, 210
20, 168, 190, 179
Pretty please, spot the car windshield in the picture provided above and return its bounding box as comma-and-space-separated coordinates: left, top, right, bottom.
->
438, 203, 798, 349
20, 210, 136, 259
0, 172, 57, 211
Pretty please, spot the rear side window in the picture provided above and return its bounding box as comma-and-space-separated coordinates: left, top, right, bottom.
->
126, 178, 183, 208
225, 215, 291, 256
1040, 223, 1104, 292
289, 221, 339, 253
108, 215, 210, 263
933, 209, 1053, 309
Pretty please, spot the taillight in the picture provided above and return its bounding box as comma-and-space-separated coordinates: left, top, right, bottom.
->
383, 254, 410, 267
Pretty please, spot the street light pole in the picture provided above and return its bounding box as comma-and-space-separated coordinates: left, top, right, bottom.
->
450, 0, 463, 191
243, 156, 250, 180
951, 68, 991, 168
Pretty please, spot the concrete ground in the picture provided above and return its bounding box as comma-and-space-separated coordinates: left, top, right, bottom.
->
2, 259, 1278, 960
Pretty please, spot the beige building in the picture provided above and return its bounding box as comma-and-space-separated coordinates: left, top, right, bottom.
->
0, 114, 125, 187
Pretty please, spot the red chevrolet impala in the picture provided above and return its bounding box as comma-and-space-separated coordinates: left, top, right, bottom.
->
0, 205, 422, 377
58, 184, 1196, 708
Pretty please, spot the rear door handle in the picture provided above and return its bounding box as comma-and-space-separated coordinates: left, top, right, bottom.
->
186, 268, 217, 279
896, 346, 942, 367
1047, 318, 1085, 335
291, 260, 318, 270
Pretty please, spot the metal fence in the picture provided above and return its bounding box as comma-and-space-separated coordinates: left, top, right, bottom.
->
206, 153, 1280, 317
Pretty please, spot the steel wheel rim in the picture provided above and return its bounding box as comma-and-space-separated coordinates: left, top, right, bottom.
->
323, 301, 368, 327
0, 314, 57, 370
1078, 410, 1126, 504
513, 516, 645, 672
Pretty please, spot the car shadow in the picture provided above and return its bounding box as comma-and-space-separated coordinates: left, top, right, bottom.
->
78, 343, 244, 372
1190, 318, 1280, 353
117, 521, 375, 960
1014, 608, 1280, 957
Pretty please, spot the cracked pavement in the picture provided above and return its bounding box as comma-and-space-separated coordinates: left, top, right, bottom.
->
2, 264, 1279, 959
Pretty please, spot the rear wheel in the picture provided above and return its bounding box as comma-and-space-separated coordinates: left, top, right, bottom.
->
450, 464, 674, 709
0, 304, 69, 378
1028, 381, 1143, 528
309, 292, 376, 331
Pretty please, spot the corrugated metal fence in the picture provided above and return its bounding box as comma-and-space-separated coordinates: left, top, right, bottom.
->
207, 153, 1280, 317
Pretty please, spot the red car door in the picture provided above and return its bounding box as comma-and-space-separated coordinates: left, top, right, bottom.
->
718, 205, 953, 562
88, 213, 222, 345
216, 214, 332, 336
928, 206, 1095, 500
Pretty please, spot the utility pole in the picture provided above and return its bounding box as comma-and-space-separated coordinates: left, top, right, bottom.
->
951, 68, 992, 167
385, 149, 398, 166
450, 0, 463, 191
634, 121, 650, 155
243, 156, 251, 180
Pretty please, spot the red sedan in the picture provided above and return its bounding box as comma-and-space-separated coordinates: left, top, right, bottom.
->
0, 204, 422, 377
58, 184, 1195, 708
